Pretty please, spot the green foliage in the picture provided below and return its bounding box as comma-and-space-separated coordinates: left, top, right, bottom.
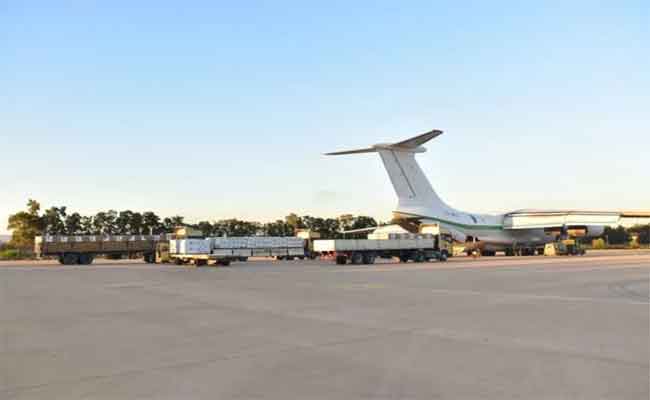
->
7, 199, 44, 249
6, 200, 384, 243
603, 226, 629, 245
627, 224, 650, 245
592, 238, 606, 249
0, 249, 20, 260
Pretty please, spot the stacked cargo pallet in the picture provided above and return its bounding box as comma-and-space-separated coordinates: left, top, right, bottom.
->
169, 236, 305, 258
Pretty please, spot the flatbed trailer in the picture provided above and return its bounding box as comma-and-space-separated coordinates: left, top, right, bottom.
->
313, 238, 448, 265
169, 253, 236, 266
34, 234, 170, 265
169, 237, 306, 266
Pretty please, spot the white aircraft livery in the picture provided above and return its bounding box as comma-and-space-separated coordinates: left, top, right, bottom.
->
326, 129, 624, 255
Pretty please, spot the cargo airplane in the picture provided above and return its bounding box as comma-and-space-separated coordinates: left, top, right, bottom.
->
326, 130, 623, 255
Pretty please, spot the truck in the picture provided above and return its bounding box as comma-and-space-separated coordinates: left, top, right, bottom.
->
169, 235, 306, 266
34, 234, 171, 265
313, 235, 449, 265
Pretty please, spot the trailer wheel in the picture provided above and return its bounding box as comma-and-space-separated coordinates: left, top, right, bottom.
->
414, 251, 425, 263
219, 260, 231, 266
362, 253, 376, 264
143, 253, 155, 263
351, 252, 364, 265
399, 254, 409, 263
173, 258, 183, 265
63, 253, 79, 265
78, 253, 94, 265
335, 255, 347, 265
57, 255, 65, 265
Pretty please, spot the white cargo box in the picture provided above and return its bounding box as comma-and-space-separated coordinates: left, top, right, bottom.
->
176, 239, 210, 254
313, 239, 356, 252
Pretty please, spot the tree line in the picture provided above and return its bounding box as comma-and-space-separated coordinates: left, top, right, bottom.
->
6, 200, 379, 249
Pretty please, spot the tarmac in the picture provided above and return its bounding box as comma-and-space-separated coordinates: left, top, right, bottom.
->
1, 252, 649, 399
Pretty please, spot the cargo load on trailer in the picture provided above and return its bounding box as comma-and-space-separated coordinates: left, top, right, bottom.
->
169, 235, 306, 266
314, 232, 449, 265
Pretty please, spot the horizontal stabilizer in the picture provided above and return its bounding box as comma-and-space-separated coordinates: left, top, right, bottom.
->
324, 147, 377, 156
394, 129, 443, 148
325, 129, 443, 156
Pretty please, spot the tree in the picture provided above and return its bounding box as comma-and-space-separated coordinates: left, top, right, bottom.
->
64, 212, 83, 235
350, 216, 377, 230
7, 199, 44, 249
93, 210, 118, 234
604, 226, 629, 245
80, 215, 93, 234
42, 206, 67, 234
264, 220, 293, 236
197, 221, 214, 236
130, 212, 144, 234
142, 211, 161, 234
285, 213, 304, 232
115, 210, 134, 234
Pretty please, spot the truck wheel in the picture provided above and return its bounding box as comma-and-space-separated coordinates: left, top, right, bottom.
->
399, 254, 410, 263
63, 253, 79, 265
362, 253, 376, 264
57, 255, 65, 265
173, 258, 183, 265
143, 253, 155, 263
439, 252, 448, 262
351, 252, 364, 265
78, 253, 94, 265
220, 260, 231, 266
335, 255, 347, 265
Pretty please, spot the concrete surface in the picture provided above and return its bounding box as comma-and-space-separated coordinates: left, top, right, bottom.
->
1, 254, 649, 399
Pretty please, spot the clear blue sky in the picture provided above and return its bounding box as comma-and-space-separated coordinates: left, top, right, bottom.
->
1, 1, 648, 234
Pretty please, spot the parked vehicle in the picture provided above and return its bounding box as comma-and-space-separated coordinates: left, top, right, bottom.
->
34, 234, 170, 265
313, 235, 449, 265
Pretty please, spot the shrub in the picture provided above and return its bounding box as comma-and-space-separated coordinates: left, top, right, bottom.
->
592, 238, 606, 249
0, 249, 20, 260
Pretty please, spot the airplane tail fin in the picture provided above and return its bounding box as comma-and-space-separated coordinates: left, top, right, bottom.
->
325, 129, 451, 215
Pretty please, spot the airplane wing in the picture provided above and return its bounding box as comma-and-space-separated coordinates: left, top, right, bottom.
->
503, 209, 623, 230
